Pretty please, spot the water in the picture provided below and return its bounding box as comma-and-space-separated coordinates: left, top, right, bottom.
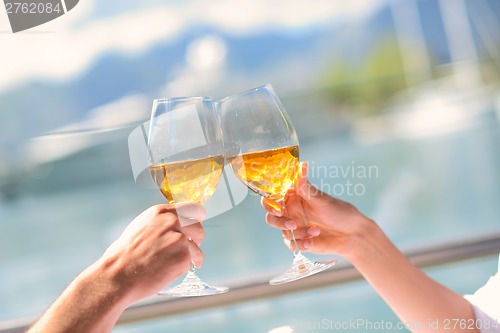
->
0, 110, 499, 330
113, 255, 499, 333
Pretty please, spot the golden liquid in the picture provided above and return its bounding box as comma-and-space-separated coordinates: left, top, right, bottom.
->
229, 145, 299, 200
150, 156, 224, 204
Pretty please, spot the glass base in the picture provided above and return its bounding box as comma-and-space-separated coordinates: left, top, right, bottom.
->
269, 253, 337, 285
158, 270, 229, 297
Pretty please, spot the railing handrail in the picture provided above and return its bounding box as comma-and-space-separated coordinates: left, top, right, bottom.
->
1, 231, 499, 333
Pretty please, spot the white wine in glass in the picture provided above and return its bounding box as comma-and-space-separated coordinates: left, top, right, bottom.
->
150, 155, 225, 204
218, 84, 336, 285
229, 145, 299, 200
148, 96, 229, 296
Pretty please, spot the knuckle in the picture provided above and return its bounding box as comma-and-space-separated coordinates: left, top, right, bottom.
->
165, 212, 180, 227
156, 212, 179, 232
149, 204, 165, 216
150, 204, 175, 216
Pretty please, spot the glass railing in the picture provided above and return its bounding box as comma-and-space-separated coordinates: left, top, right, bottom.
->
1, 232, 499, 332
1, 87, 499, 332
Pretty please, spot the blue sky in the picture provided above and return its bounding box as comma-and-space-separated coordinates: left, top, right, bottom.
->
0, 0, 386, 94
1, 0, 497, 163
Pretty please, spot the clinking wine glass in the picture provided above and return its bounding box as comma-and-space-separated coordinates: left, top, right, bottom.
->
217, 84, 337, 285
147, 96, 229, 296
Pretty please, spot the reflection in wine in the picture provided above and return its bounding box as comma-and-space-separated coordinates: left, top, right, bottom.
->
150, 155, 224, 204
228, 145, 299, 200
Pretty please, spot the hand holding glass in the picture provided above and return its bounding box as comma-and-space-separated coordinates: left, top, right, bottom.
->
217, 84, 337, 284
148, 97, 228, 296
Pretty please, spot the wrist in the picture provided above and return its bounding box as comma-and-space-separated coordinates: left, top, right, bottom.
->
28, 257, 131, 333
86, 255, 135, 308
343, 216, 383, 264
70, 256, 133, 321
345, 217, 409, 276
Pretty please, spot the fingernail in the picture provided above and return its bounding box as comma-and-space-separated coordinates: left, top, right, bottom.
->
303, 240, 311, 249
307, 226, 320, 237
284, 221, 296, 230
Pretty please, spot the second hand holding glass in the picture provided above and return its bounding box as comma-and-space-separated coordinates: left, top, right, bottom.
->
148, 96, 228, 297
217, 84, 337, 285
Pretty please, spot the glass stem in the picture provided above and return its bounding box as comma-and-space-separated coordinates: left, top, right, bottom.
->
290, 230, 302, 257
187, 238, 197, 276
182, 263, 202, 284
278, 199, 302, 257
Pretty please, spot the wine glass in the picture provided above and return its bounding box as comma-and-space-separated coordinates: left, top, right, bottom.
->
217, 84, 337, 285
147, 96, 229, 296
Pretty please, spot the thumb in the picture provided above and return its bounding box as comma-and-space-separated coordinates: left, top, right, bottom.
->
296, 161, 322, 201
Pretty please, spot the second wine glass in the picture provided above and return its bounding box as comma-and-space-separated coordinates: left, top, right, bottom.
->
148, 96, 229, 296
217, 84, 337, 285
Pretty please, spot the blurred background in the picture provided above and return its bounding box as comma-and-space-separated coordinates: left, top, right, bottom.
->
1, 0, 500, 332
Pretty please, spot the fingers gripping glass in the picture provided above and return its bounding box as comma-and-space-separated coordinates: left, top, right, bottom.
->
147, 97, 228, 296
217, 84, 336, 285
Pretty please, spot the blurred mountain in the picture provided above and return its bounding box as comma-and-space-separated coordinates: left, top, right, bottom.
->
0, 0, 499, 158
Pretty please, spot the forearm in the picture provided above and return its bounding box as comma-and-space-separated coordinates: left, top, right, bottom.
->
26, 205, 204, 333
27, 259, 130, 333
348, 220, 477, 333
